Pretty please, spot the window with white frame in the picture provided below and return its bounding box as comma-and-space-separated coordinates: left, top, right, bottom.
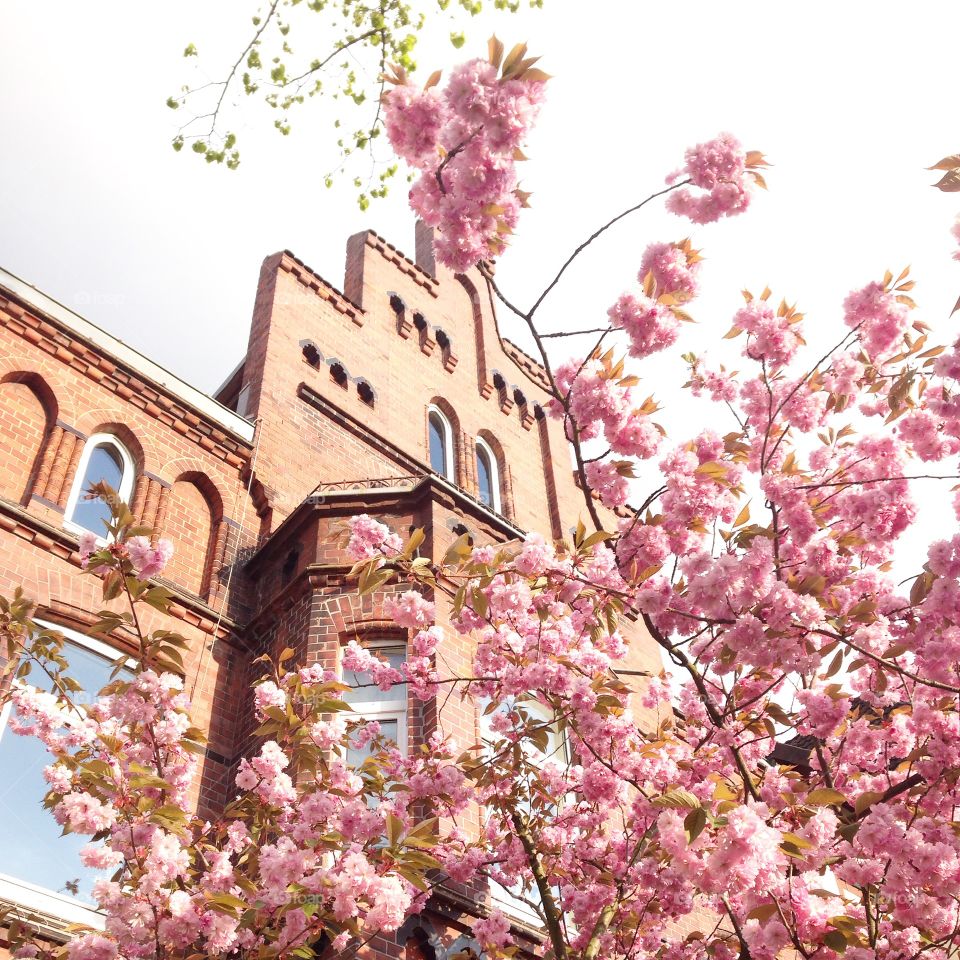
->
427, 406, 454, 481
0, 621, 130, 923
475, 437, 501, 513
64, 433, 135, 537
341, 641, 408, 765
479, 695, 568, 923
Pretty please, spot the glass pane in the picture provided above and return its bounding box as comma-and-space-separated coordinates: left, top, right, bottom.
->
345, 718, 399, 768
477, 446, 493, 506
480, 697, 565, 763
428, 413, 448, 477
71, 443, 125, 535
342, 646, 406, 705
0, 636, 127, 903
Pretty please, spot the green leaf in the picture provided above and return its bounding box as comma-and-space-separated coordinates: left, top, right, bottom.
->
806, 788, 847, 807
580, 530, 613, 551
823, 930, 847, 952
781, 831, 814, 849
684, 806, 708, 843
404, 527, 425, 558
853, 790, 885, 816
386, 813, 403, 847
652, 788, 701, 809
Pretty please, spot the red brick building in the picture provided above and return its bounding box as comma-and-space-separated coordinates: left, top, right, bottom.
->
0, 224, 661, 957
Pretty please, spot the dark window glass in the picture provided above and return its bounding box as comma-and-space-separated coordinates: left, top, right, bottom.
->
428, 412, 448, 477
477, 445, 494, 507
71, 443, 125, 535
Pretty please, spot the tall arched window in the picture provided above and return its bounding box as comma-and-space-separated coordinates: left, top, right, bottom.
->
64, 434, 135, 537
427, 406, 454, 480
0, 621, 131, 920
341, 640, 408, 765
476, 437, 501, 513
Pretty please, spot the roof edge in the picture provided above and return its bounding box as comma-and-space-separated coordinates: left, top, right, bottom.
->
0, 267, 256, 443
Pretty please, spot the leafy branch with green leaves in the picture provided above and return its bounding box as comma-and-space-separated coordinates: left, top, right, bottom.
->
167, 0, 544, 208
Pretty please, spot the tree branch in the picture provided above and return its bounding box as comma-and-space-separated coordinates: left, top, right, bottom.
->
510, 812, 568, 960
526, 181, 690, 322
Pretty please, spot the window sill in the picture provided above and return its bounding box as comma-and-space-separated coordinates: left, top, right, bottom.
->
0, 873, 105, 940
489, 880, 544, 928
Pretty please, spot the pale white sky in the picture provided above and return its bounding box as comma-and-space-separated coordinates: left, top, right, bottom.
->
3, 0, 959, 396
3, 0, 960, 571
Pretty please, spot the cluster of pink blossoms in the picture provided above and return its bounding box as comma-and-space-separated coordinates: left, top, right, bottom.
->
383, 53, 546, 271
549, 239, 705, 510
666, 133, 764, 224
843, 279, 911, 360
551, 355, 663, 466
608, 294, 680, 360
345, 513, 402, 561
732, 297, 805, 368
9, 667, 209, 960
78, 530, 174, 579
606, 240, 702, 361
686, 360, 738, 402
639, 240, 701, 301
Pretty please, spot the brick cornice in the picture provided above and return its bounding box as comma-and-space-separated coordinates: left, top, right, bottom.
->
364, 231, 440, 298
277, 251, 365, 326
0, 292, 252, 468
502, 337, 551, 391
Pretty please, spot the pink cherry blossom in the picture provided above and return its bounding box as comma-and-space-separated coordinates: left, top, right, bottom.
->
346, 514, 402, 561
608, 293, 680, 360
382, 85, 445, 170
843, 279, 909, 360
639, 240, 701, 301
732, 298, 804, 368
666, 133, 755, 224
584, 460, 630, 507
383, 53, 545, 270
125, 536, 174, 579
384, 589, 436, 628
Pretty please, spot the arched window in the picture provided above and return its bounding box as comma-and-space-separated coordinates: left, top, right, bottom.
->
341, 640, 408, 764
0, 621, 132, 920
65, 434, 135, 537
476, 437, 501, 513
427, 406, 454, 480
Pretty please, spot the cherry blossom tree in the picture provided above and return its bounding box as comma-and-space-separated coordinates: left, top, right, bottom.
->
6, 35, 960, 960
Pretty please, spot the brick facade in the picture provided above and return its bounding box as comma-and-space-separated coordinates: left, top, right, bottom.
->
0, 225, 663, 959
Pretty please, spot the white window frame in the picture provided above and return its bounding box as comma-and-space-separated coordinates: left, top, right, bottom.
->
63, 433, 135, 540
0, 620, 122, 929
479, 696, 568, 924
340, 640, 408, 756
427, 405, 455, 482
475, 436, 502, 513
